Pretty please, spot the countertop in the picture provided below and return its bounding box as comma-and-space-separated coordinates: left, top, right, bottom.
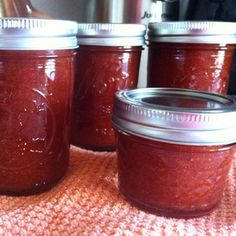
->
0, 146, 235, 235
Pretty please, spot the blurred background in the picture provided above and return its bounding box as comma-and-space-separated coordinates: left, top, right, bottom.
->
31, 0, 236, 22
31, 0, 182, 22
25, 0, 236, 93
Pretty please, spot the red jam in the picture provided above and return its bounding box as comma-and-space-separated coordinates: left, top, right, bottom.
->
147, 42, 235, 94
71, 45, 142, 151
116, 132, 234, 218
112, 88, 236, 218
0, 49, 76, 195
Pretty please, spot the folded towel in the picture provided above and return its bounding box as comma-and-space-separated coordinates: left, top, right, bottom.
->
0, 145, 235, 235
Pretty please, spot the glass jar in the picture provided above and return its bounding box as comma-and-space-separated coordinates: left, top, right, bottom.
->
112, 88, 236, 218
71, 23, 146, 151
0, 18, 78, 195
147, 21, 236, 94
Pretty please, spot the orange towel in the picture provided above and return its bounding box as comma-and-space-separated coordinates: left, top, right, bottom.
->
0, 145, 235, 235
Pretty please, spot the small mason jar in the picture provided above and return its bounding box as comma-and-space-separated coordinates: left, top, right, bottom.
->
147, 21, 236, 94
0, 18, 78, 195
71, 23, 146, 151
112, 88, 236, 218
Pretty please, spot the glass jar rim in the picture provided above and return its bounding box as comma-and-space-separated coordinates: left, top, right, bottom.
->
112, 88, 236, 145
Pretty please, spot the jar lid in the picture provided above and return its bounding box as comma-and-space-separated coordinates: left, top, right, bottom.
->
0, 18, 79, 50
77, 23, 146, 46
148, 21, 236, 44
112, 88, 236, 145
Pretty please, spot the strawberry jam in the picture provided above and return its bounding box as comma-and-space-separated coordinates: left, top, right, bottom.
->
112, 88, 236, 218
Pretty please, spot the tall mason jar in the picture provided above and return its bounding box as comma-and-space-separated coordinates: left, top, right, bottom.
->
0, 18, 78, 195
72, 23, 146, 151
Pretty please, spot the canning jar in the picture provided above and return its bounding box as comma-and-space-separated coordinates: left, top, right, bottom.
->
0, 18, 78, 195
71, 23, 146, 151
112, 88, 236, 218
147, 21, 236, 94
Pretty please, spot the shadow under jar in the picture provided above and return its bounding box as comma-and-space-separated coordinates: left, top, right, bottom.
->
71, 23, 146, 151
147, 21, 236, 94
0, 18, 78, 195
112, 88, 236, 218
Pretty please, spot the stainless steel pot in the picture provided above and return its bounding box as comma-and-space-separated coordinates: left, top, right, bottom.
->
76, 0, 179, 24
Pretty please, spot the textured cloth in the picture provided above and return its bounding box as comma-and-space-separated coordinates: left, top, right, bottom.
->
0, 145, 235, 235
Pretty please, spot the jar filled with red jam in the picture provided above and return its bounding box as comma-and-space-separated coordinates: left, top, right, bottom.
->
112, 88, 236, 218
71, 23, 146, 151
0, 18, 78, 195
147, 21, 236, 94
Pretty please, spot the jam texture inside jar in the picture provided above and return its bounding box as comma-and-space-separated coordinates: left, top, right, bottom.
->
112, 88, 236, 218
71, 23, 146, 151
147, 42, 234, 94
117, 134, 234, 218
147, 21, 236, 94
0, 18, 78, 195
72, 45, 142, 151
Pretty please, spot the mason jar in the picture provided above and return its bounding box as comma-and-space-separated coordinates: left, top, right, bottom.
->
71, 23, 146, 151
112, 87, 236, 218
0, 17, 78, 195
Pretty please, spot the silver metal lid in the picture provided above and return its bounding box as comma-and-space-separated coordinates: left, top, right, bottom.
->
0, 18, 79, 50
77, 23, 146, 46
148, 21, 236, 44
112, 88, 236, 145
